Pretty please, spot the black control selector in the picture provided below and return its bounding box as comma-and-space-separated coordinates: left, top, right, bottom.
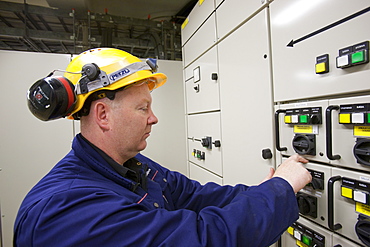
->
355, 215, 370, 246
201, 137, 212, 149
292, 134, 316, 155
297, 192, 317, 218
308, 169, 325, 190
310, 114, 322, 124
311, 177, 324, 191
353, 138, 370, 166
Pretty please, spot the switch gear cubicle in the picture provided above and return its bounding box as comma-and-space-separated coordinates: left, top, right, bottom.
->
184, 0, 370, 246
271, 0, 370, 246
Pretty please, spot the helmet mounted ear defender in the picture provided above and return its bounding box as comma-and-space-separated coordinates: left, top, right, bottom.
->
27, 48, 167, 121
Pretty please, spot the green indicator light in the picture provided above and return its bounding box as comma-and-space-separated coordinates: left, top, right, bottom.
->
300, 115, 309, 123
367, 113, 370, 123
352, 51, 365, 64
301, 235, 312, 246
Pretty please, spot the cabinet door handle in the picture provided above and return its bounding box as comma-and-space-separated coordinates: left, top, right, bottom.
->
325, 105, 341, 160
275, 109, 287, 151
328, 175, 343, 231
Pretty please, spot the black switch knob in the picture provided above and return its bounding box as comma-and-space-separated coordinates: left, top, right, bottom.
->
311, 177, 324, 190
296, 192, 317, 218
201, 137, 212, 149
262, 149, 273, 159
213, 140, 221, 147
211, 73, 218, 80
309, 114, 321, 124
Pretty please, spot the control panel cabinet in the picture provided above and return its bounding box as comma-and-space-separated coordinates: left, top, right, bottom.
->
181, 0, 215, 45
329, 167, 370, 246
327, 95, 370, 172
182, 12, 217, 67
270, 0, 370, 102
215, 0, 269, 40
189, 162, 223, 185
184, 46, 220, 114
281, 216, 363, 247
187, 112, 223, 177
299, 161, 331, 228
276, 100, 329, 163
281, 216, 331, 247
218, 8, 274, 186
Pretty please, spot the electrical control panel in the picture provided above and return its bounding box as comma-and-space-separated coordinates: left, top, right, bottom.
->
329, 167, 370, 246
275, 100, 329, 163
327, 95, 370, 171
184, 46, 220, 114
281, 216, 363, 246
271, 1, 370, 246
187, 112, 222, 177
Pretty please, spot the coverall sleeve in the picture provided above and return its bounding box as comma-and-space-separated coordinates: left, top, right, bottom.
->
15, 177, 298, 247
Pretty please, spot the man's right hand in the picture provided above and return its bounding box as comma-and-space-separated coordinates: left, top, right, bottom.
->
273, 154, 312, 193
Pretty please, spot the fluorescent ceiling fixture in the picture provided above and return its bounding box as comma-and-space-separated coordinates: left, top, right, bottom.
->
273, 0, 323, 26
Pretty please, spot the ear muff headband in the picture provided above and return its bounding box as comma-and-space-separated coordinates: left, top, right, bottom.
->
58, 77, 76, 112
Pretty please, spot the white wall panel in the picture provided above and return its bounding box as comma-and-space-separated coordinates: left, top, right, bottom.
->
142, 60, 187, 175
0, 50, 73, 247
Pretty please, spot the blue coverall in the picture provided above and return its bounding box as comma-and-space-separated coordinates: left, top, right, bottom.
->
14, 134, 299, 246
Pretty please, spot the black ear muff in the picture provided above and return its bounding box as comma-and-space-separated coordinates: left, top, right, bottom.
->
27, 76, 76, 121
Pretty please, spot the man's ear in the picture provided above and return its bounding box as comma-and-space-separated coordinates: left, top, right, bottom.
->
93, 101, 111, 131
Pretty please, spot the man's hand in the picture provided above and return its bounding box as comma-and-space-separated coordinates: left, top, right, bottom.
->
272, 154, 312, 193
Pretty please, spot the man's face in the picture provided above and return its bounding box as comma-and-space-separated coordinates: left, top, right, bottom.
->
110, 83, 158, 161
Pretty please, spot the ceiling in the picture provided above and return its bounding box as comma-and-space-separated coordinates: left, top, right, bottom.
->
0, 0, 197, 60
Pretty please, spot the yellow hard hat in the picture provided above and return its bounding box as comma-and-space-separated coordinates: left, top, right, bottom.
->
65, 48, 167, 119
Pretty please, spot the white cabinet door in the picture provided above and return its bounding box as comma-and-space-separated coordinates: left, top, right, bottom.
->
218, 9, 274, 186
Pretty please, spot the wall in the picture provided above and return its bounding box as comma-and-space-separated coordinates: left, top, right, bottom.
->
141, 60, 187, 175
0, 50, 73, 247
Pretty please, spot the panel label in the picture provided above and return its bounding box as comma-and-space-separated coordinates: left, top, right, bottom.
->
354, 126, 370, 137
181, 18, 189, 30
356, 202, 370, 217
294, 125, 318, 134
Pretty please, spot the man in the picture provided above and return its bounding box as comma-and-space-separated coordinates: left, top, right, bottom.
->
15, 48, 312, 246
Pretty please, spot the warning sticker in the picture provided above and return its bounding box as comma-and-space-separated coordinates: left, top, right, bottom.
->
294, 125, 318, 134
296, 240, 308, 247
181, 18, 189, 30
355, 202, 370, 217
354, 126, 370, 137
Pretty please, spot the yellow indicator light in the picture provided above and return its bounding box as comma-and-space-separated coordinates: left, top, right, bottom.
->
315, 62, 327, 73
341, 186, 353, 199
287, 226, 294, 235
284, 115, 292, 123
339, 113, 351, 124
